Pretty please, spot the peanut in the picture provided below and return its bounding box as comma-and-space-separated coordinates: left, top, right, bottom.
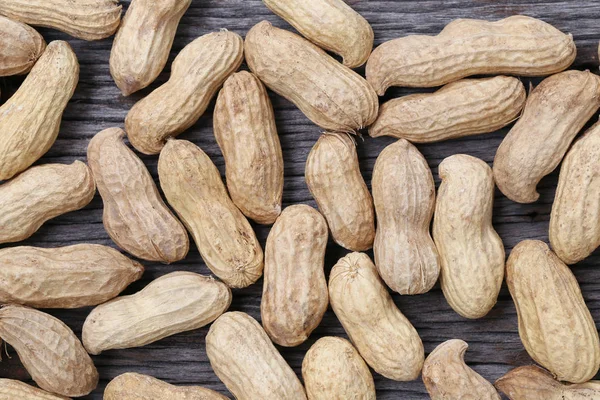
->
0, 379, 69, 400
0, 0, 122, 40
422, 339, 500, 400
213, 71, 283, 224
302, 336, 375, 400
0, 16, 45, 76
82, 271, 231, 355
0, 305, 98, 397
110, 0, 192, 95
366, 15, 576, 94
261, 205, 328, 347
433, 154, 504, 319
0, 40, 78, 180
328, 252, 424, 381
0, 244, 143, 308
125, 30, 243, 154
506, 240, 600, 383
87, 127, 189, 263
494, 70, 600, 203
372, 139, 439, 295
245, 21, 378, 133
206, 311, 307, 400
158, 139, 264, 288
369, 76, 526, 142
0, 161, 95, 244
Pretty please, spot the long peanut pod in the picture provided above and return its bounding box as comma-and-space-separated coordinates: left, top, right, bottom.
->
0, 379, 69, 400
0, 16, 45, 76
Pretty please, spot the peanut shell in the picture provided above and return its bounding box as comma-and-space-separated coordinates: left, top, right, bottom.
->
0, 15, 45, 76
0, 379, 69, 400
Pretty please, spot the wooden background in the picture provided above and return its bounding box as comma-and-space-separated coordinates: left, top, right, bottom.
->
2, 0, 600, 398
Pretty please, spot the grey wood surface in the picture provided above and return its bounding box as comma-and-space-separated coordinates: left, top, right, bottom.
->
2, 0, 600, 398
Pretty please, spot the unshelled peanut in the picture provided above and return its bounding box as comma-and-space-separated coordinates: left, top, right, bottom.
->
0, 16, 45, 76
0, 379, 69, 400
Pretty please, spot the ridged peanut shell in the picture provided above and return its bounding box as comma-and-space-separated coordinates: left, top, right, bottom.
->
206, 312, 307, 400
433, 155, 504, 319
422, 339, 500, 400
506, 240, 600, 383
0, 40, 79, 180
158, 139, 264, 288
82, 271, 231, 355
0, 379, 69, 399
213, 71, 283, 224
372, 139, 440, 295
0, 305, 98, 397
126, 30, 244, 154
0, 244, 143, 308
328, 252, 424, 381
0, 16, 46, 76
366, 15, 576, 93
302, 336, 376, 400
245, 21, 378, 133
0, 161, 95, 244
369, 76, 526, 142
494, 70, 600, 203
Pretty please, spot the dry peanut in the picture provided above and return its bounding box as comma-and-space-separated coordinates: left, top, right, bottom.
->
372, 139, 439, 295
496, 365, 600, 400
262, 0, 373, 68
261, 205, 328, 347
0, 16, 45, 76
0, 40, 78, 180
0, 379, 69, 400
369, 76, 526, 142
82, 271, 231, 355
158, 139, 264, 288
422, 339, 500, 400
433, 154, 504, 319
206, 312, 307, 400
213, 71, 283, 224
302, 336, 375, 400
550, 121, 600, 264
110, 0, 192, 95
366, 15, 576, 94
0, 0, 121, 40
245, 21, 378, 133
494, 70, 600, 203
0, 161, 95, 244
87, 127, 189, 263
0, 305, 98, 397
328, 252, 424, 381
126, 30, 243, 154
306, 133, 375, 251
0, 244, 143, 308
506, 240, 600, 383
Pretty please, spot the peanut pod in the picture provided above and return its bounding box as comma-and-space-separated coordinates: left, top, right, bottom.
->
0, 379, 69, 399
0, 15, 46, 76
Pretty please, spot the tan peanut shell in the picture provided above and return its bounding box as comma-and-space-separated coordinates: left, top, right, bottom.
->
328, 252, 424, 381
302, 336, 376, 400
262, 0, 373, 68
0, 40, 78, 180
306, 133, 375, 251
369, 77, 526, 142
125, 30, 244, 154
87, 127, 189, 263
550, 120, 600, 264
0, 305, 98, 397
158, 139, 264, 288
206, 312, 307, 400
494, 70, 600, 203
506, 240, 600, 383
433, 154, 504, 319
0, 16, 46, 76
0, 379, 69, 400
110, 0, 192, 95
0, 0, 122, 40
366, 15, 576, 94
0, 244, 143, 308
82, 271, 231, 355
372, 139, 439, 295
245, 21, 378, 133
261, 205, 328, 347
0, 161, 95, 244
495, 365, 600, 400
213, 71, 283, 224
422, 339, 500, 400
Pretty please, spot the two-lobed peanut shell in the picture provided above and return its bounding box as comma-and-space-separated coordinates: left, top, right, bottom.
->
0, 379, 69, 400
0, 16, 46, 76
